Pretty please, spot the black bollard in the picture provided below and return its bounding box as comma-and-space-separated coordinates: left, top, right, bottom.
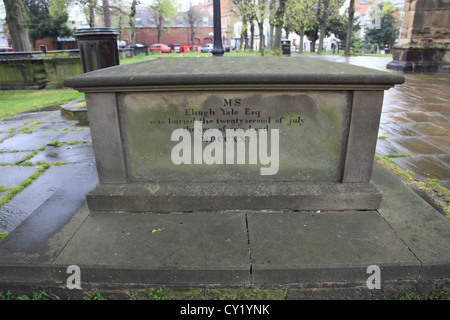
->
212, 0, 224, 57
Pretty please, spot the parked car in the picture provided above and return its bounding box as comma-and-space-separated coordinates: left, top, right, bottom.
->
150, 43, 171, 53
200, 43, 213, 53
0, 47, 13, 53
124, 43, 145, 49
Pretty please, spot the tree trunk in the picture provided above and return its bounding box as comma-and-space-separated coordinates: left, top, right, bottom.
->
299, 26, 304, 53
269, 24, 273, 49
273, 25, 282, 51
250, 21, 255, 51
103, 0, 111, 27
3, 0, 32, 52
88, 0, 96, 27
317, 0, 330, 54
242, 20, 248, 50
258, 21, 264, 56
272, 0, 286, 52
191, 25, 195, 47
130, 0, 137, 55
157, 20, 162, 43
318, 23, 326, 54
345, 0, 355, 56
310, 27, 318, 52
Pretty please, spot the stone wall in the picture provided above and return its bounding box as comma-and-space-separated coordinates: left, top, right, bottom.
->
400, 0, 450, 44
387, 0, 450, 73
0, 50, 82, 90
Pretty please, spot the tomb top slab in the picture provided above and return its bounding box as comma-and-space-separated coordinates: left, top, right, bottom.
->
63, 57, 405, 91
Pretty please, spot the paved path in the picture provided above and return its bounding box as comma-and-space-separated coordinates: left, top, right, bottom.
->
0, 111, 95, 233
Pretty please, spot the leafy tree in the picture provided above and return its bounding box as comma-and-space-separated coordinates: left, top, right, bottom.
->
316, 0, 344, 54
23, 0, 72, 50
365, 1, 398, 49
232, 0, 252, 50
285, 0, 315, 52
327, 10, 347, 43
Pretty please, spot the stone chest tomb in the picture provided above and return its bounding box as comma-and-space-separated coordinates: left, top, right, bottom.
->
64, 57, 404, 213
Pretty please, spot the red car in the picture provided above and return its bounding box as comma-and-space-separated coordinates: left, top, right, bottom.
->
150, 43, 171, 53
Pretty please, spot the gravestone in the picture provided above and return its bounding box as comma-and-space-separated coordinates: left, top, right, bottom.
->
63, 56, 404, 213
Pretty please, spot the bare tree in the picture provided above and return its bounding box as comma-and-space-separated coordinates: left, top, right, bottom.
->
149, 0, 176, 43
186, 1, 199, 47
130, 0, 138, 48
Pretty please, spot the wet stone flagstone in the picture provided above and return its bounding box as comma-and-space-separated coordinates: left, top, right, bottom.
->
0, 110, 94, 233
376, 67, 450, 198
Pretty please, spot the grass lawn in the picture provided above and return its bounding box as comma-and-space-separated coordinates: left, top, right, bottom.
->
0, 89, 84, 119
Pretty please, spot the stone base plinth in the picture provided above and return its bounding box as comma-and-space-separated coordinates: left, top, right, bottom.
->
86, 181, 382, 213
387, 43, 450, 74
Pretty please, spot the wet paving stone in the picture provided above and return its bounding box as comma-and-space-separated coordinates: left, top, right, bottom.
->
0, 122, 24, 132
0, 131, 69, 151
379, 137, 446, 155
0, 111, 56, 123
419, 104, 450, 112
58, 130, 92, 143
29, 144, 94, 164
380, 123, 420, 137
0, 166, 40, 188
0, 151, 30, 164
410, 123, 449, 136
436, 122, 450, 131
402, 112, 449, 123
0, 133, 9, 142
375, 139, 408, 156
391, 156, 450, 181
35, 122, 74, 131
